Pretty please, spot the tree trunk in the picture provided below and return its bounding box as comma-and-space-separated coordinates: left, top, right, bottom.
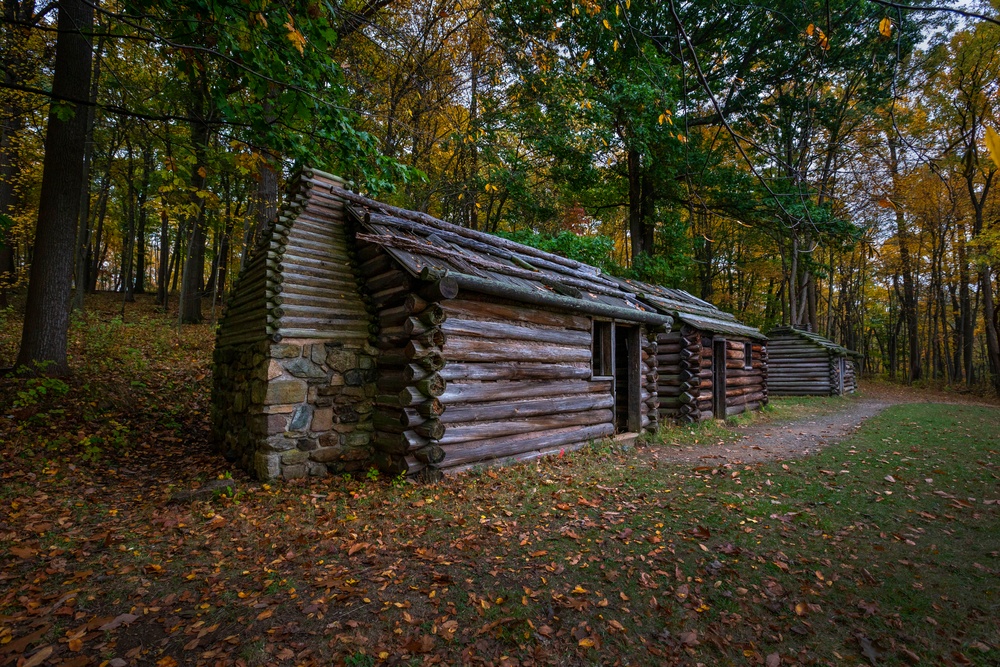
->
120, 140, 136, 303
16, 0, 94, 375
134, 146, 151, 293
0, 112, 20, 311
72, 36, 103, 312
981, 266, 1000, 393
627, 147, 642, 262
256, 155, 278, 241
180, 94, 210, 324
157, 209, 170, 306
888, 137, 920, 382
639, 170, 655, 256
87, 181, 109, 292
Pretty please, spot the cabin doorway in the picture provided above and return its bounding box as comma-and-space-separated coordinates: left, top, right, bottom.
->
713, 339, 727, 419
837, 357, 846, 395
614, 324, 642, 433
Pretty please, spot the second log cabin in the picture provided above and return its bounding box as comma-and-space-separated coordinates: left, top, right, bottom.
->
614, 283, 768, 422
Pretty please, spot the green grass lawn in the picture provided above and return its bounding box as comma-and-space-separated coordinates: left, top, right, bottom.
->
1, 300, 997, 666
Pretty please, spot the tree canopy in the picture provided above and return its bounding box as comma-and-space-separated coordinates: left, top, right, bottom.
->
2, 0, 999, 390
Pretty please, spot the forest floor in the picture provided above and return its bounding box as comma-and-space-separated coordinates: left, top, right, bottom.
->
1, 294, 998, 667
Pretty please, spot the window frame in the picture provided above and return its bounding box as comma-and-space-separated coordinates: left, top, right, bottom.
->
591, 320, 614, 380
743, 341, 753, 370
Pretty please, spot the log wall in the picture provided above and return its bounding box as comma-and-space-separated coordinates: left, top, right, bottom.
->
722, 339, 767, 418
433, 296, 647, 473
655, 328, 700, 423
355, 245, 453, 482
767, 332, 837, 395
843, 359, 858, 394
656, 326, 766, 423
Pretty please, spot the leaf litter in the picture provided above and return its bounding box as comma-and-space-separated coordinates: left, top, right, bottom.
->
0, 297, 998, 666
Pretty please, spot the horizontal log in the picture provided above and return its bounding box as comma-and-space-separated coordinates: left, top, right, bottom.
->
444, 298, 591, 331
373, 429, 428, 455
417, 399, 446, 417
378, 340, 443, 366
377, 327, 445, 349
442, 437, 598, 476
377, 372, 445, 397
441, 318, 590, 347
414, 275, 459, 302
437, 408, 613, 446
767, 377, 833, 384
378, 298, 437, 328
439, 378, 610, 404
370, 284, 410, 308
367, 268, 409, 294
414, 418, 445, 440
657, 397, 685, 408
723, 376, 764, 387
724, 368, 766, 379
444, 336, 590, 364
398, 381, 445, 406
439, 362, 590, 382
725, 360, 763, 370
278, 316, 370, 331
357, 252, 393, 277
437, 423, 616, 469
440, 393, 615, 424
413, 444, 446, 465
726, 401, 762, 417
726, 389, 765, 403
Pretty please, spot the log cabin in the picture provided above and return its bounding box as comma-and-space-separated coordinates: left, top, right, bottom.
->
765, 326, 862, 396
212, 168, 679, 481
611, 283, 768, 422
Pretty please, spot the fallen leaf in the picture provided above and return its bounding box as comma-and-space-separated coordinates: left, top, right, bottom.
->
679, 630, 698, 646
22, 646, 53, 667
99, 614, 139, 631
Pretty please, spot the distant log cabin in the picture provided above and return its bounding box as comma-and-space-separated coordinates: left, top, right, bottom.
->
765, 326, 862, 396
213, 168, 686, 481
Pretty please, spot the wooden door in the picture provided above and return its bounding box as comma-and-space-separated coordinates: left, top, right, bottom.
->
838, 357, 845, 395
713, 339, 727, 419
613, 324, 642, 433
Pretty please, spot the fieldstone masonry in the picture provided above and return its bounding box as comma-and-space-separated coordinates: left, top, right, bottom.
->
213, 338, 378, 479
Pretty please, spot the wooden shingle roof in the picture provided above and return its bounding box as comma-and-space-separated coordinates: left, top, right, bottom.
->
342, 191, 675, 327
767, 326, 863, 359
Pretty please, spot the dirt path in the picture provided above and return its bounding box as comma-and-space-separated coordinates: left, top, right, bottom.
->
643, 397, 900, 465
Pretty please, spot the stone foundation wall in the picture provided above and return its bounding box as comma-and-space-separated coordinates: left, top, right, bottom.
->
212, 340, 270, 475
213, 338, 379, 480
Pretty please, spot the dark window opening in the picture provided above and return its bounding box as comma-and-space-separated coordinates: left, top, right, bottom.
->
592, 321, 613, 378
744, 342, 753, 369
